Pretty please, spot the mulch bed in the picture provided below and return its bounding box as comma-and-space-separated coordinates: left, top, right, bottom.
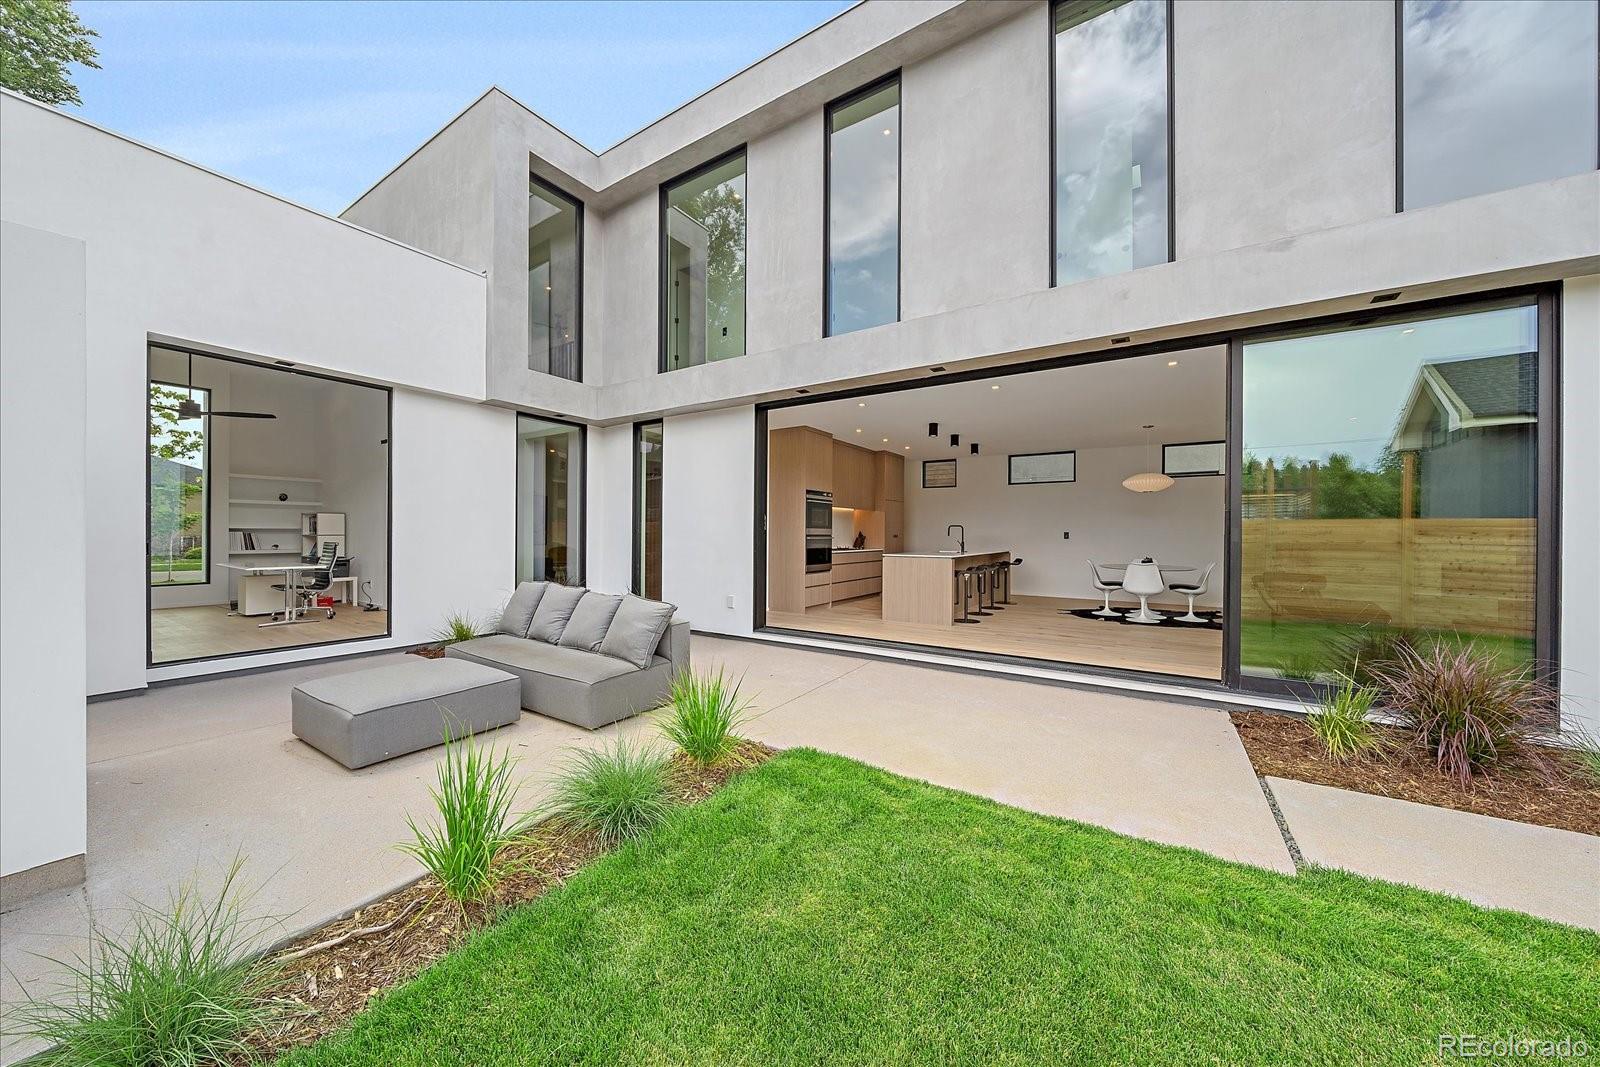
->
244, 740, 774, 1059
1231, 711, 1600, 837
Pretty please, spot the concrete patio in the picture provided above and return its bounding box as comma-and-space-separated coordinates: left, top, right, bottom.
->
3, 636, 1594, 1063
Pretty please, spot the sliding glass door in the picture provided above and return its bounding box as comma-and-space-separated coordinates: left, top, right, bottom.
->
517, 415, 585, 585
634, 421, 664, 599
1236, 298, 1546, 685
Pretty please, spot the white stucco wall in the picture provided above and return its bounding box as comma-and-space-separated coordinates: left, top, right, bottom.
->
660, 407, 755, 637
0, 222, 89, 879
585, 422, 635, 594
0, 92, 493, 697
1560, 276, 1600, 734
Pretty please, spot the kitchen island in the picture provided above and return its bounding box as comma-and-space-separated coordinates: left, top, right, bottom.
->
882, 550, 1012, 625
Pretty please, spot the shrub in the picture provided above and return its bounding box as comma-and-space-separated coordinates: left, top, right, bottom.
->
400, 731, 530, 909
544, 738, 674, 847
1370, 644, 1554, 787
1566, 726, 1600, 787
1277, 652, 1326, 683
6, 859, 280, 1066
660, 668, 755, 767
431, 611, 478, 647
1308, 672, 1380, 762
181, 545, 204, 560
1324, 626, 1421, 688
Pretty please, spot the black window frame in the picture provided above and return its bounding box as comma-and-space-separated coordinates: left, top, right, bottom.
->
1162, 440, 1224, 477
1048, 0, 1177, 289
632, 419, 664, 597
658, 144, 749, 374
527, 171, 585, 383
514, 412, 588, 587
823, 70, 903, 339
147, 378, 213, 589
1395, 0, 1600, 213
1007, 449, 1077, 485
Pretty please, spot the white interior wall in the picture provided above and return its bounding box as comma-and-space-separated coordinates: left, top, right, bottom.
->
319, 381, 391, 609
903, 446, 1225, 608
1560, 275, 1600, 734
1, 222, 88, 879
661, 406, 754, 635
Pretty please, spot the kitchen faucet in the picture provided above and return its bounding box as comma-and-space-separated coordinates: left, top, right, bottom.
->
947, 524, 965, 553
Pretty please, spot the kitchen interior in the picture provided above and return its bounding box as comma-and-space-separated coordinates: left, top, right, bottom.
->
764, 348, 1228, 680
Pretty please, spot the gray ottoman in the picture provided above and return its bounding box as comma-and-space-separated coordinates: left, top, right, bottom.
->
292, 658, 521, 769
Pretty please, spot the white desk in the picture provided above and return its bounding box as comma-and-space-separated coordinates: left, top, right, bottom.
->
221, 562, 324, 626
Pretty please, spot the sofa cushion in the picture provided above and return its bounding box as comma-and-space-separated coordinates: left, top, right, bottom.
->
599, 595, 678, 669
526, 583, 587, 643
496, 581, 547, 637
448, 635, 641, 684
558, 591, 623, 652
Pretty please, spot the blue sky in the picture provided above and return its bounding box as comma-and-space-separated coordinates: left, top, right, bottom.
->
71, 0, 853, 215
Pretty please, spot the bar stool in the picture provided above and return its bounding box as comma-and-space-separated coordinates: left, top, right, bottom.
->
969, 565, 993, 617
982, 561, 1005, 610
997, 557, 1021, 605
953, 568, 980, 624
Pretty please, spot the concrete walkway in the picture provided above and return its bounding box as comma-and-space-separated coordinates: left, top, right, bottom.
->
3, 636, 1594, 1062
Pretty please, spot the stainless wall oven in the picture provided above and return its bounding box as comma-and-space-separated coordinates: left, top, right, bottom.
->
805, 489, 832, 573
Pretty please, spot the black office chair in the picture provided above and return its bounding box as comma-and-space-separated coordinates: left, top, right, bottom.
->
276, 541, 339, 620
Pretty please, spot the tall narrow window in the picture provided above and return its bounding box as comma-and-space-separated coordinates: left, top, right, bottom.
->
1052, 0, 1170, 286
1239, 301, 1543, 684
1401, 0, 1599, 211
634, 421, 664, 600
827, 76, 900, 335
149, 381, 208, 586
528, 176, 582, 380
661, 150, 746, 371
517, 415, 585, 585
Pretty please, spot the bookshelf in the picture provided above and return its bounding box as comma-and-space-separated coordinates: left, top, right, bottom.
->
227, 474, 322, 558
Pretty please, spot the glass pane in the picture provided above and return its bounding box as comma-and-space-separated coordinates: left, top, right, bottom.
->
663, 153, 746, 370
1240, 303, 1539, 682
149, 381, 207, 586
828, 80, 900, 335
528, 180, 581, 380
517, 415, 584, 584
1053, 0, 1169, 286
635, 422, 664, 599
1403, 0, 1599, 210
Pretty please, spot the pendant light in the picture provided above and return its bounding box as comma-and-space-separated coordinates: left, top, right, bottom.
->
1122, 424, 1174, 493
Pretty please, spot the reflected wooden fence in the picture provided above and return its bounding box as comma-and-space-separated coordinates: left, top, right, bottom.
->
1241, 517, 1536, 637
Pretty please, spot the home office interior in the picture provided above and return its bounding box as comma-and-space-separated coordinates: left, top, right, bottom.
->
148, 345, 390, 665
764, 348, 1228, 680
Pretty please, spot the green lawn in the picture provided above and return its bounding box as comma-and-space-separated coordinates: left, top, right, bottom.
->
281, 751, 1597, 1066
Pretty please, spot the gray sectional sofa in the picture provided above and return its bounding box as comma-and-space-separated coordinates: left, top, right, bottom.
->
445, 582, 689, 730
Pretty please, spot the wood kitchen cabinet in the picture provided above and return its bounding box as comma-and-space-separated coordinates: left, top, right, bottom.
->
831, 440, 877, 509
874, 451, 904, 503
769, 426, 834, 614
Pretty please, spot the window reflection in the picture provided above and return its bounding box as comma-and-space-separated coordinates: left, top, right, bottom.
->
1240, 304, 1540, 682
517, 415, 584, 584
1402, 0, 1599, 210
1053, 0, 1169, 286
828, 79, 900, 335
528, 178, 581, 380
663, 154, 746, 370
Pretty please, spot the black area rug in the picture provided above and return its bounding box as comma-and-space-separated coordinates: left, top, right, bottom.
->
1063, 607, 1223, 631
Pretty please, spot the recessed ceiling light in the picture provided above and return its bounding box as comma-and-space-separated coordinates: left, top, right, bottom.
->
903, 445, 910, 450
857, 401, 866, 407
929, 366, 947, 373
1371, 291, 1402, 303
1112, 336, 1132, 345
882, 437, 889, 443
1167, 360, 1179, 367
854, 428, 862, 433
990, 384, 1000, 390
1401, 328, 1416, 335
882, 128, 892, 136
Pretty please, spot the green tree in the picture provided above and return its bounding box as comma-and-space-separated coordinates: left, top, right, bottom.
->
677, 181, 745, 351
0, 0, 99, 107
149, 384, 205, 581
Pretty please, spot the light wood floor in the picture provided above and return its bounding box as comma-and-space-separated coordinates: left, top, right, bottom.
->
151, 604, 390, 663
766, 594, 1222, 680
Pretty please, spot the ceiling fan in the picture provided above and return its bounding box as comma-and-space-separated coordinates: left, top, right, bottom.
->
153, 352, 277, 421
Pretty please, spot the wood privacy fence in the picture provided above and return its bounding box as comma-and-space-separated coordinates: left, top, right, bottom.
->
1240, 517, 1536, 637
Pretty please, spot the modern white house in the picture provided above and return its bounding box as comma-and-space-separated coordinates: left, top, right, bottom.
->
2, 0, 1597, 902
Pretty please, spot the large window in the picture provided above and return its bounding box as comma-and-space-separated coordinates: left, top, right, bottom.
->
1400, 0, 1598, 212
661, 149, 747, 371
1239, 300, 1544, 684
634, 421, 664, 600
827, 76, 900, 336
517, 415, 584, 585
1052, 0, 1170, 286
528, 176, 582, 380
149, 380, 208, 586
